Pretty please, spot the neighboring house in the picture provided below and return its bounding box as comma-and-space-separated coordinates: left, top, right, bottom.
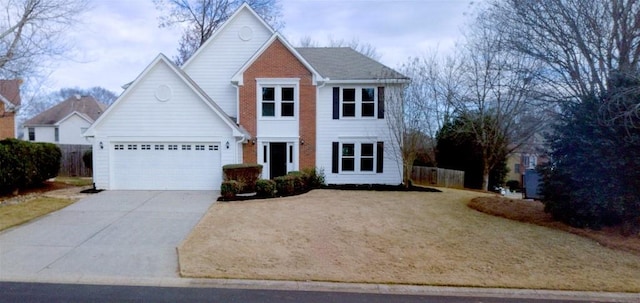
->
23, 95, 107, 145
0, 79, 22, 139
84, 4, 409, 190
506, 133, 548, 186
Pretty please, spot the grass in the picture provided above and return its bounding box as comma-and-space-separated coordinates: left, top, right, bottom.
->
179, 188, 640, 292
468, 196, 640, 255
54, 176, 93, 187
0, 197, 76, 231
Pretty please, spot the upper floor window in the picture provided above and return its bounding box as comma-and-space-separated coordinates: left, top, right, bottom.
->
339, 87, 377, 118
259, 81, 298, 118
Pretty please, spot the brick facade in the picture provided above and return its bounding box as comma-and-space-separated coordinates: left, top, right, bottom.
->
0, 103, 16, 139
239, 39, 316, 169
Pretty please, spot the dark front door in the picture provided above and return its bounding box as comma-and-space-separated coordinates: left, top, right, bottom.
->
269, 142, 287, 179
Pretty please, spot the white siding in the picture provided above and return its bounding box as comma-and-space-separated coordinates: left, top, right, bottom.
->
26, 126, 56, 143
91, 60, 240, 190
316, 84, 403, 185
183, 8, 273, 118
58, 114, 92, 145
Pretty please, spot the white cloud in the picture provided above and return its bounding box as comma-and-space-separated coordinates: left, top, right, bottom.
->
48, 0, 474, 94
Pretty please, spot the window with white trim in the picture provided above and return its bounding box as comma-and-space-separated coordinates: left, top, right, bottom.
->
339, 142, 377, 172
259, 84, 297, 118
54, 127, 59, 142
340, 87, 377, 118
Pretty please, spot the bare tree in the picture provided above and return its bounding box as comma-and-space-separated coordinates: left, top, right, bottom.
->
154, 0, 283, 65
398, 53, 462, 165
0, 0, 88, 78
449, 10, 548, 191
487, 0, 640, 101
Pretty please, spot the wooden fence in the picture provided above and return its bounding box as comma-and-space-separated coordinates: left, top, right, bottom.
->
411, 166, 465, 189
58, 144, 92, 177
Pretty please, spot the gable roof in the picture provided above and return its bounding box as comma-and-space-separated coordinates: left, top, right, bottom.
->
84, 54, 248, 139
231, 33, 324, 85
181, 3, 276, 69
24, 95, 106, 126
296, 47, 409, 82
0, 79, 22, 110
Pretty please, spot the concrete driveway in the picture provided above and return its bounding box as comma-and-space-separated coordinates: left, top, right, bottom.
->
0, 190, 217, 284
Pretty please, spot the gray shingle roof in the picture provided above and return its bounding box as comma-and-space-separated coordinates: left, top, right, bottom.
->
24, 95, 107, 126
296, 47, 408, 81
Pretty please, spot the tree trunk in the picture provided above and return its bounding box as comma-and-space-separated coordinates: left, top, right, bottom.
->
481, 164, 490, 192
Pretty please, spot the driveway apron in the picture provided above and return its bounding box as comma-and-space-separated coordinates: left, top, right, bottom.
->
0, 190, 216, 283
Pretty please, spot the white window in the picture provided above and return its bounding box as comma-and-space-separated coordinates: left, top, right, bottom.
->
258, 80, 299, 118
28, 128, 35, 141
168, 145, 178, 150
127, 144, 137, 150
54, 127, 59, 142
340, 142, 377, 172
341, 87, 377, 118
154, 144, 164, 150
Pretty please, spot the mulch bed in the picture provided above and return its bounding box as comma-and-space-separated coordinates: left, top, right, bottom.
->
219, 184, 441, 202
0, 181, 72, 202
468, 196, 640, 256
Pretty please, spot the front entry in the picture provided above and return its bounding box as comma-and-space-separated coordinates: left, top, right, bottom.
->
269, 142, 287, 178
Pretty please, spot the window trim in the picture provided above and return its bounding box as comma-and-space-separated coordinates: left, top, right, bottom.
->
338, 141, 379, 174
339, 86, 378, 119
28, 127, 35, 141
256, 78, 300, 120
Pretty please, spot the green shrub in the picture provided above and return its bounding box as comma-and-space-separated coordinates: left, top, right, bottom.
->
301, 167, 325, 188
220, 180, 241, 200
287, 171, 307, 193
256, 179, 276, 197
83, 150, 93, 170
506, 180, 520, 192
0, 139, 61, 193
274, 175, 295, 196
223, 163, 262, 193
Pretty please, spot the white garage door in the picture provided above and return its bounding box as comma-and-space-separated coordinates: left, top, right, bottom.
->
111, 143, 221, 190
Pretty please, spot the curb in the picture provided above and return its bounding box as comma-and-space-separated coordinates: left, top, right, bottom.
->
1, 275, 638, 302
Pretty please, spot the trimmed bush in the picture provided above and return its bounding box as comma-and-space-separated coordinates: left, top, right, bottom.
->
287, 171, 307, 193
220, 180, 241, 200
223, 163, 262, 193
0, 139, 61, 193
301, 167, 325, 188
256, 179, 276, 197
274, 175, 296, 196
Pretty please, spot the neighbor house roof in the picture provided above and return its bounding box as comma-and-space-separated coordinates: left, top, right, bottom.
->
0, 79, 22, 110
24, 95, 107, 126
296, 47, 408, 82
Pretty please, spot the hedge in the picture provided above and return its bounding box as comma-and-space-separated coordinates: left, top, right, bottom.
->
0, 139, 61, 193
222, 163, 263, 193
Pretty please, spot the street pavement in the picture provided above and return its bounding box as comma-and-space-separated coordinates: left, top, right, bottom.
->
0, 190, 637, 302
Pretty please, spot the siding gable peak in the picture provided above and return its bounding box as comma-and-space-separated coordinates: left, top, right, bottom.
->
231, 33, 326, 86
84, 54, 247, 139
181, 3, 276, 69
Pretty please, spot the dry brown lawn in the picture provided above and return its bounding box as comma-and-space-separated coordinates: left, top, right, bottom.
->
178, 188, 640, 292
469, 196, 640, 255
0, 197, 76, 231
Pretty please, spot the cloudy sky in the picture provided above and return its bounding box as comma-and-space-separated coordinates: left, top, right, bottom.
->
48, 0, 476, 94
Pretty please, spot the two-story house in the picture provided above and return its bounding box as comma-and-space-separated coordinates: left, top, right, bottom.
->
23, 95, 107, 145
0, 79, 22, 139
84, 4, 408, 190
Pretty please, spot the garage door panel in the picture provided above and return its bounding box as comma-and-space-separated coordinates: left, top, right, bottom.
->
111, 143, 221, 190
